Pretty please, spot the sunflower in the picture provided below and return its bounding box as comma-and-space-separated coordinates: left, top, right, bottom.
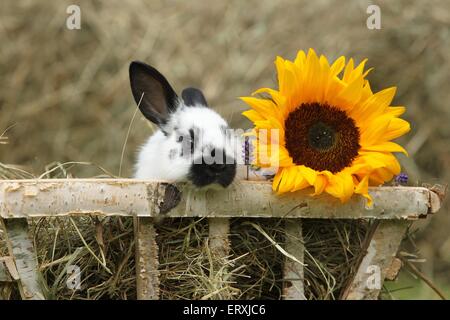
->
241, 49, 410, 205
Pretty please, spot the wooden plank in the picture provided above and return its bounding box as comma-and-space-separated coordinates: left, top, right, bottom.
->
207, 218, 234, 299
341, 220, 410, 300
0, 258, 13, 282
0, 256, 19, 282
3, 218, 45, 300
283, 220, 306, 300
0, 179, 440, 219
0, 179, 152, 218
209, 218, 230, 258
134, 217, 159, 300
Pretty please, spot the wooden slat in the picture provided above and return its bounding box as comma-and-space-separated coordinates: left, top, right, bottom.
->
3, 219, 45, 300
207, 218, 234, 299
209, 218, 230, 258
283, 220, 306, 300
0, 258, 13, 282
0, 179, 440, 219
134, 217, 159, 300
341, 220, 410, 300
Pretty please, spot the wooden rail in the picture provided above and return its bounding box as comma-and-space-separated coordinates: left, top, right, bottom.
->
0, 179, 440, 219
0, 179, 443, 300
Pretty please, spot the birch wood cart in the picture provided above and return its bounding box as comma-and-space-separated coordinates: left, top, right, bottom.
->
0, 179, 444, 300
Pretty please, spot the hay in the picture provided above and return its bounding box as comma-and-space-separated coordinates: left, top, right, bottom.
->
158, 218, 240, 300
156, 217, 370, 300
34, 216, 136, 300
1, 216, 369, 300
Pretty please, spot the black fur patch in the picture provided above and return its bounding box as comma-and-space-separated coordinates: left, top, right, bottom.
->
129, 61, 179, 126
182, 87, 208, 107
188, 150, 236, 188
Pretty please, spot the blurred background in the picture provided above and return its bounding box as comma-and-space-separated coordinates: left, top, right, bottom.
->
0, 0, 448, 299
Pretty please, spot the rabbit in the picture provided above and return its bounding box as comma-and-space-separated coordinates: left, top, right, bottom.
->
129, 61, 237, 188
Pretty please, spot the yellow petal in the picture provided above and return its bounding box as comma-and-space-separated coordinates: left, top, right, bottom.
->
242, 110, 266, 122
284, 166, 298, 192
370, 168, 394, 185
298, 165, 317, 186
372, 86, 396, 107
338, 172, 355, 202
280, 65, 297, 106
342, 58, 355, 82
277, 167, 296, 193
361, 142, 408, 156
351, 87, 397, 125
362, 67, 373, 79
354, 175, 373, 207
292, 169, 309, 191
355, 175, 368, 194
351, 59, 368, 80
333, 76, 364, 110
302, 49, 321, 103
360, 115, 392, 145
325, 175, 343, 199
312, 174, 327, 195
381, 118, 411, 141
241, 97, 278, 117
294, 50, 306, 68
252, 87, 286, 107
386, 106, 406, 117
330, 56, 346, 77
358, 151, 401, 175
360, 81, 373, 101
272, 169, 284, 192
275, 56, 286, 91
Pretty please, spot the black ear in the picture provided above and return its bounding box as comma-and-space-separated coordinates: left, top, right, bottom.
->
182, 87, 208, 107
129, 61, 179, 126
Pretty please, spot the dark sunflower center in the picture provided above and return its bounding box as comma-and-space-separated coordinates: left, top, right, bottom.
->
284, 103, 360, 173
307, 122, 336, 151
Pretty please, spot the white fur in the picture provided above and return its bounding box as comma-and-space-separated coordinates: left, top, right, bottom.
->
134, 102, 235, 181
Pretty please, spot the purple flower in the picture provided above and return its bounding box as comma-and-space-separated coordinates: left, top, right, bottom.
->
242, 137, 254, 165
395, 173, 408, 185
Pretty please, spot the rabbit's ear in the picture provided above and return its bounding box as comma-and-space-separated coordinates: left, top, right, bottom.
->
182, 87, 208, 107
129, 61, 178, 126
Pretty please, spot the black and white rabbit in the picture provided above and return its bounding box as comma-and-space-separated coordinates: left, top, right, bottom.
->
129, 61, 237, 188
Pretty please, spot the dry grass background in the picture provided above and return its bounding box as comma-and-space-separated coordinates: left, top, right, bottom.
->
0, 0, 449, 299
